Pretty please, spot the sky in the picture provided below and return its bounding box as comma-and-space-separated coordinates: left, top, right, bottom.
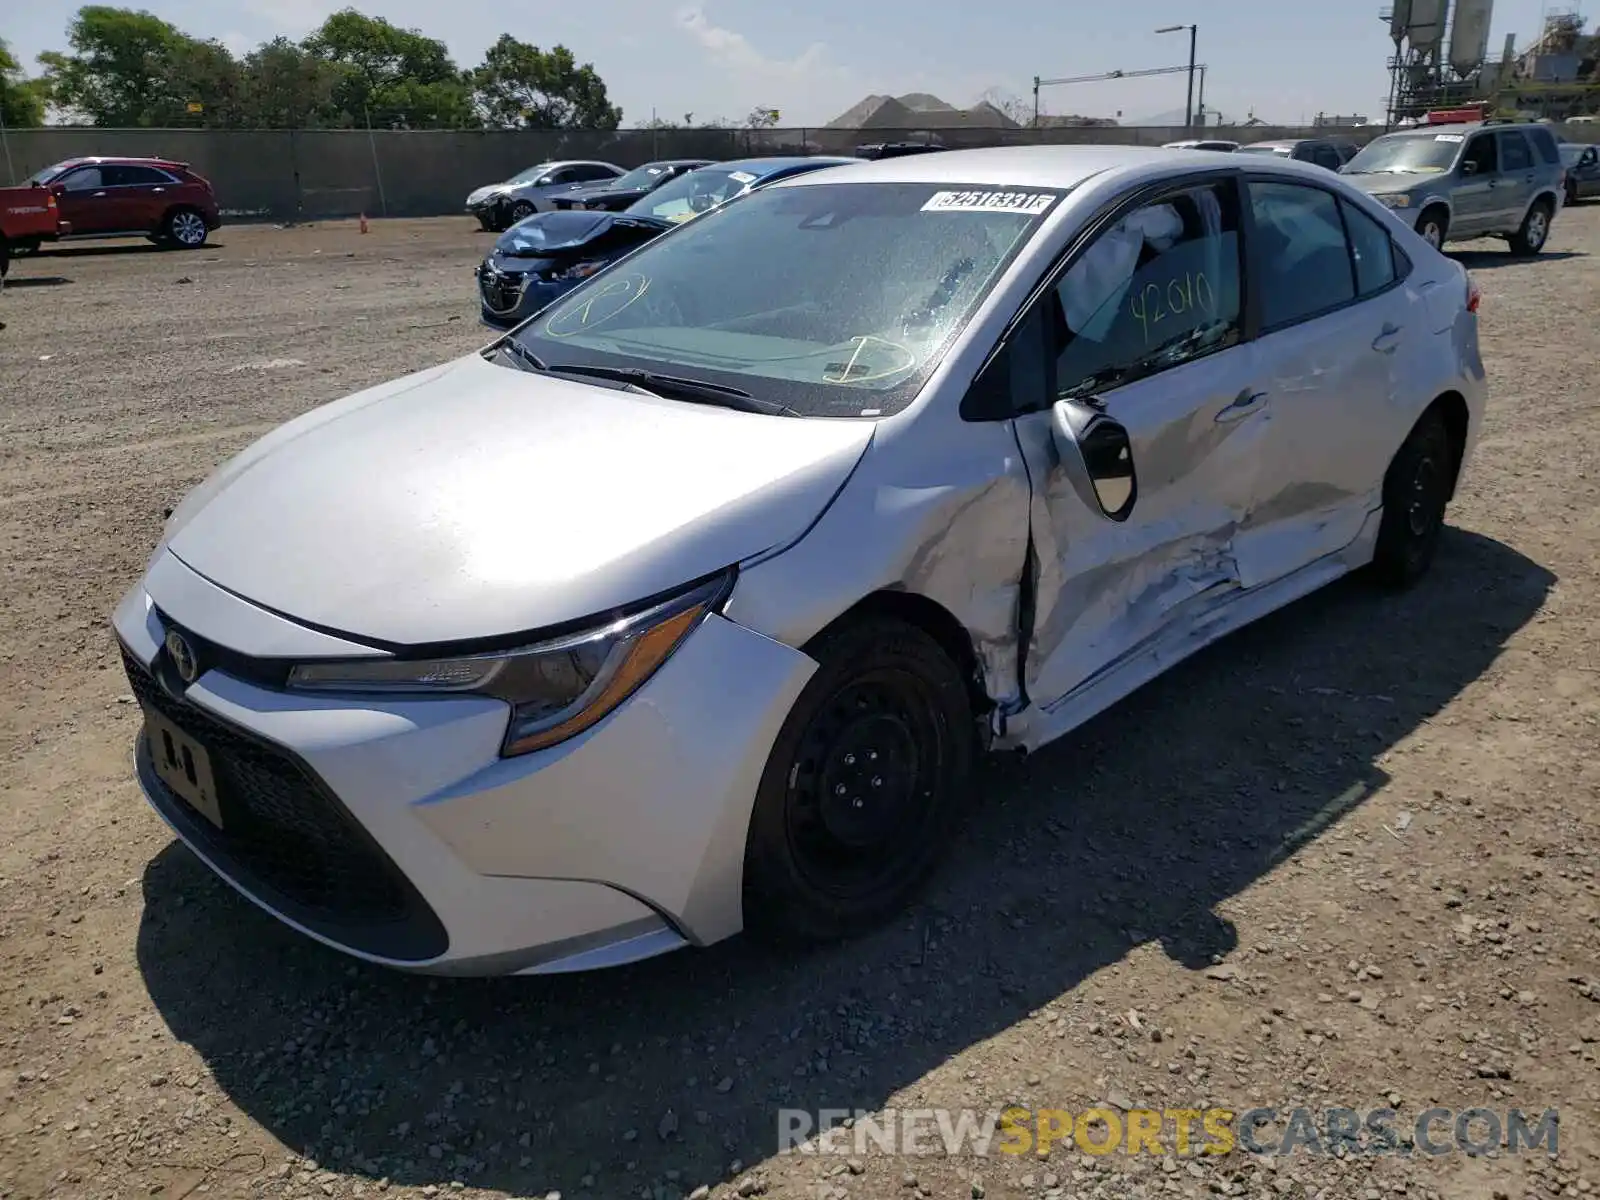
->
2, 0, 1567, 127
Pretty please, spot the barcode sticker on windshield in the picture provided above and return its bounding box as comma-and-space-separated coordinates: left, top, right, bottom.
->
729, 170, 757, 183
1435, 134, 1465, 142
921, 190, 1059, 215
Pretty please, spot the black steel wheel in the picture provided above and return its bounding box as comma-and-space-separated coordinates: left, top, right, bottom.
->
742, 617, 974, 944
1371, 408, 1454, 588
508, 199, 535, 224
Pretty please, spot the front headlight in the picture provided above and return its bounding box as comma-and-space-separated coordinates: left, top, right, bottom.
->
286, 571, 734, 757
1374, 193, 1411, 208
544, 260, 608, 282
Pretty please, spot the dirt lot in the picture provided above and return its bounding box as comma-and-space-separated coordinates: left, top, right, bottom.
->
1, 211, 1598, 1200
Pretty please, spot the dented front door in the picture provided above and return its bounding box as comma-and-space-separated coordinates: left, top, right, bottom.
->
1017, 342, 1269, 708
1009, 175, 1269, 709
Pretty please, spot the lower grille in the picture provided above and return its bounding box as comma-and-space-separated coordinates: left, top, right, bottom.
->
123, 647, 448, 962
478, 269, 527, 315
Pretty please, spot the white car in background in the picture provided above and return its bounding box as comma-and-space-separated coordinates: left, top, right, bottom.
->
464, 160, 625, 231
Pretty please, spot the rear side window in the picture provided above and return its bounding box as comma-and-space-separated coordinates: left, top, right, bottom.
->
1340, 199, 1397, 296
1525, 125, 1562, 165
1248, 181, 1355, 328
1499, 132, 1533, 172
103, 164, 174, 186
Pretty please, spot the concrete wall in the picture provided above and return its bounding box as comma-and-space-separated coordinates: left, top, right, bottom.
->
3, 123, 1592, 221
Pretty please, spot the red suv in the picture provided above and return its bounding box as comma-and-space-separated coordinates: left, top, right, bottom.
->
26, 156, 222, 249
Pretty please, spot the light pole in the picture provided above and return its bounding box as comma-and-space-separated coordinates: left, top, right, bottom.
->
1155, 23, 1198, 134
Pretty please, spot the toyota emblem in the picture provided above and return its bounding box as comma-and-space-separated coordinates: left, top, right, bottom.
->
164, 628, 199, 685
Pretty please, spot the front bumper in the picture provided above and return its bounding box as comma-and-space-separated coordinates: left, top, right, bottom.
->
112, 558, 816, 975
476, 263, 580, 329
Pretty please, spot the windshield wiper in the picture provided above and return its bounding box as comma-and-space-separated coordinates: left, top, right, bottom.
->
547, 363, 800, 416
492, 337, 546, 372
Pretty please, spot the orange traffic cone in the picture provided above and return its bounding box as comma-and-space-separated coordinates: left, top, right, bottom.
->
359, 213, 369, 234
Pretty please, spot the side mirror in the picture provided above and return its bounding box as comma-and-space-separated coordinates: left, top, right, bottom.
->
1050, 399, 1137, 521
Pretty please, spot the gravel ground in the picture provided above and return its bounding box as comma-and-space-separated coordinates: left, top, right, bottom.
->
1, 211, 1598, 1200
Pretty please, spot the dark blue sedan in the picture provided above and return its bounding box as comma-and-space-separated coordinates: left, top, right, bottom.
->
474, 156, 860, 329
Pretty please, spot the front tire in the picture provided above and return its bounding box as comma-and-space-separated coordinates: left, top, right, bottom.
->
1415, 207, 1448, 250
163, 208, 209, 249
1509, 199, 1552, 255
508, 200, 535, 224
1370, 409, 1454, 588
742, 617, 974, 945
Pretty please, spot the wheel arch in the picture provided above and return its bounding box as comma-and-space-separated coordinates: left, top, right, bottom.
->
1422, 390, 1471, 501
803, 589, 992, 728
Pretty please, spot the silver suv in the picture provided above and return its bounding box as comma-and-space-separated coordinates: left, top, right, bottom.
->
1339, 119, 1566, 254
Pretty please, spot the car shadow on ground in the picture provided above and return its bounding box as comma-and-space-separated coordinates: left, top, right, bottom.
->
1449, 248, 1585, 269
1, 275, 72, 288
135, 528, 1553, 1198
32, 242, 224, 259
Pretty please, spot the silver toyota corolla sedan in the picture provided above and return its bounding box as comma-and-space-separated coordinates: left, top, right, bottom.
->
113, 146, 1486, 976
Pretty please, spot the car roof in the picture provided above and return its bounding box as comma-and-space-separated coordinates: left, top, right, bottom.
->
51, 155, 186, 169
716, 155, 860, 174
645, 159, 715, 168
774, 144, 1246, 190
771, 143, 1387, 205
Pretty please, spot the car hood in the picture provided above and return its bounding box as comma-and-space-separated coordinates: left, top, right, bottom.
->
1339, 171, 1432, 194
162, 353, 875, 646
492, 210, 667, 256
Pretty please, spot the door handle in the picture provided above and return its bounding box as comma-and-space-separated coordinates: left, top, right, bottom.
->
1215, 389, 1268, 423
1372, 323, 1403, 354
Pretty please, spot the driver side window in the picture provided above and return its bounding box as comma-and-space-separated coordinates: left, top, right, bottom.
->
1049, 181, 1243, 398
60, 167, 102, 190
1461, 134, 1497, 175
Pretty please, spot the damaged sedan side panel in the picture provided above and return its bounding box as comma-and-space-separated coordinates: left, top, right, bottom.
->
722, 414, 1035, 722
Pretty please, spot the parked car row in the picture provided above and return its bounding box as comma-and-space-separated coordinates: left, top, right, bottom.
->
473, 154, 859, 327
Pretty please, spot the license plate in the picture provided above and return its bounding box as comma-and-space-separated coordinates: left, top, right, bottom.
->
143, 706, 223, 828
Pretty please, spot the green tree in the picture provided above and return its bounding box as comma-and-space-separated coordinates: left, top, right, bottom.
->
239, 37, 342, 127
469, 35, 621, 130
303, 9, 474, 128
1, 39, 47, 127
37, 6, 241, 126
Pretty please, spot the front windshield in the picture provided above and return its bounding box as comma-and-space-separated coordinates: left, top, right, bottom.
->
626, 166, 754, 223
508, 162, 558, 184
27, 162, 71, 185
512, 181, 1062, 418
1344, 134, 1460, 174
610, 164, 668, 190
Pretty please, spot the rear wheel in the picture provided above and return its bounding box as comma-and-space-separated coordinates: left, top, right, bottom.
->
742, 617, 974, 944
1509, 199, 1552, 255
1370, 408, 1454, 588
1415, 207, 1448, 250
163, 208, 209, 249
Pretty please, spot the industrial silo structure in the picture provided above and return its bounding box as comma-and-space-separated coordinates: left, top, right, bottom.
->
1448, 0, 1496, 77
